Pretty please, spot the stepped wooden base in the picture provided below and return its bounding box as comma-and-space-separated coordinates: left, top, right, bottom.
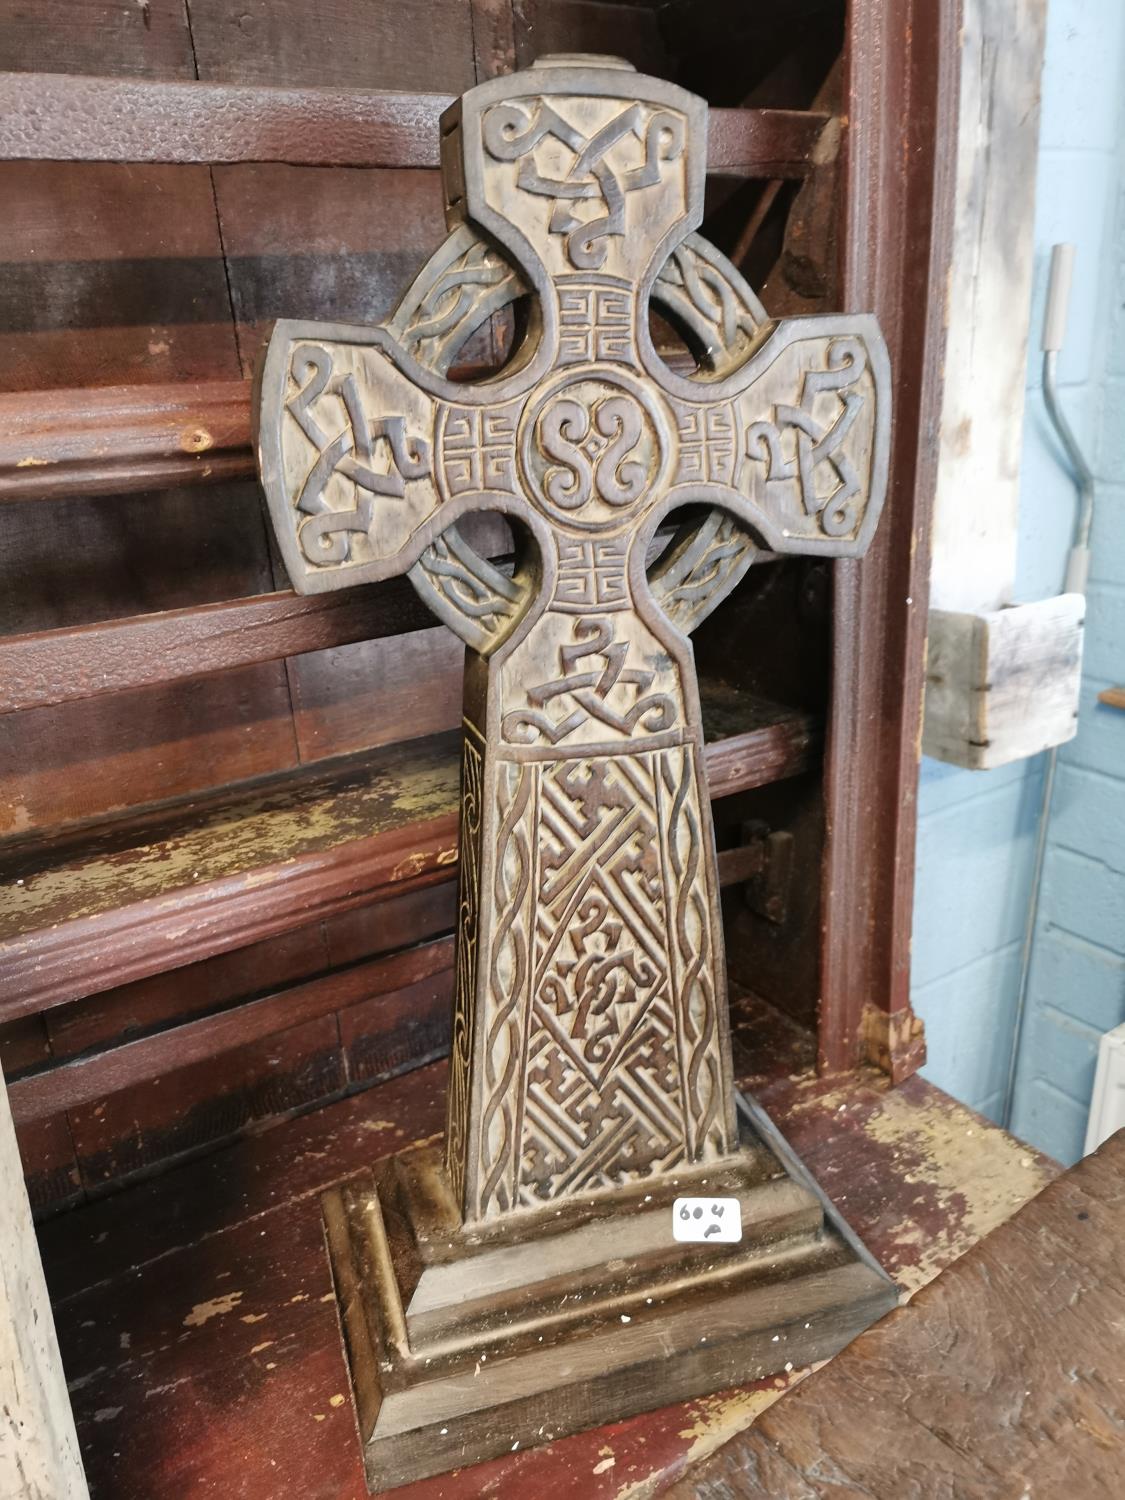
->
322, 1094, 897, 1493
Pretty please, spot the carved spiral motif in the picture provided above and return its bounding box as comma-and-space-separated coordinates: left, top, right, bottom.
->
519, 372, 669, 531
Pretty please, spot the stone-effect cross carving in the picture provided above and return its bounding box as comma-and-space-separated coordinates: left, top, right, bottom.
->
257, 56, 889, 1226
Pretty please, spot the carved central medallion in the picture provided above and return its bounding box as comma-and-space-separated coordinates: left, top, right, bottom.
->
519, 371, 668, 531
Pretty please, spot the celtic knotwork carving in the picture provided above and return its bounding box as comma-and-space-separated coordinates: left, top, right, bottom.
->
408, 530, 524, 656
483, 99, 685, 270
745, 336, 867, 538
445, 729, 483, 1203
649, 510, 758, 635
663, 745, 724, 1157
476, 760, 532, 1217
286, 344, 432, 565
388, 228, 524, 377
256, 55, 890, 1230
508, 745, 725, 1210
655, 237, 767, 377
501, 616, 677, 746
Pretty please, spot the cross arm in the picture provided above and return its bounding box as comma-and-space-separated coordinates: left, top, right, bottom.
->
657, 313, 891, 565
256, 314, 535, 654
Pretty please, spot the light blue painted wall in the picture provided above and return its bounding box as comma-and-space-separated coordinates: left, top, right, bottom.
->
911, 0, 1125, 1152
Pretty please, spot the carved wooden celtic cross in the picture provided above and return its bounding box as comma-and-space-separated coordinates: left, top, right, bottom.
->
257, 55, 893, 1489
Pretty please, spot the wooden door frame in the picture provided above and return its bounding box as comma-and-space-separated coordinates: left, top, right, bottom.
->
820, 0, 961, 1081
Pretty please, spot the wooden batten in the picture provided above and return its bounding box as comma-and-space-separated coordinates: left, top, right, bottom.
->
0, 581, 434, 714
0, 71, 828, 177
5, 937, 454, 1125
0, 380, 254, 501
819, 0, 959, 1077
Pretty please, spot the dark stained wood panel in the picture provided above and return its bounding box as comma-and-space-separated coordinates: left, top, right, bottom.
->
324, 882, 457, 967
212, 163, 449, 375
46, 922, 331, 1060
0, 0, 196, 79
0, 662, 298, 837
10, 939, 453, 1125
0, 1014, 51, 1074
0, 482, 274, 637
69, 1011, 346, 1189
41, 883, 454, 1066
287, 629, 464, 763
666, 1133, 1122, 1499
338, 970, 454, 1085
0, 380, 254, 501
187, 0, 478, 93
0, 162, 239, 391
14, 1110, 81, 1216
511, 0, 668, 75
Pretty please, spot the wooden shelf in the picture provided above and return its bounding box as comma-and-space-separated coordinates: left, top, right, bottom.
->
35, 999, 1057, 1500
0, 380, 254, 502
0, 71, 829, 177
0, 685, 821, 1021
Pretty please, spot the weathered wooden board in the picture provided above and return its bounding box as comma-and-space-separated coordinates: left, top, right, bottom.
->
0, 162, 240, 392
665, 1129, 1123, 1499
212, 164, 450, 377
0, 733, 463, 1016
924, 593, 1084, 768
0, 662, 299, 837
187, 0, 478, 92
0, 0, 196, 79
0, 1068, 88, 1500
0, 687, 819, 1018
927, 0, 1048, 615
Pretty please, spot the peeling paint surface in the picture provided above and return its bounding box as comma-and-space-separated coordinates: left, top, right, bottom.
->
0, 737, 460, 938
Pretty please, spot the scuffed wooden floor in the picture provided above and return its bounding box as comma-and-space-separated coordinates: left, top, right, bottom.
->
39, 997, 1058, 1499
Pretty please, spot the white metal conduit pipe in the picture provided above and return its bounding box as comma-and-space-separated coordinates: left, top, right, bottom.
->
1002, 243, 1095, 1130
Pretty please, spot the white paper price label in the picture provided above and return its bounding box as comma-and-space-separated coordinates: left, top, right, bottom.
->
672, 1197, 742, 1243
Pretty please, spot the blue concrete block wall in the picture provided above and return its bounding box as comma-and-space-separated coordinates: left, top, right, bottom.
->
911, 0, 1125, 1157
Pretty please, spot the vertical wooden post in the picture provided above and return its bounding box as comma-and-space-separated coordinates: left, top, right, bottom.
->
820, 0, 961, 1081
0, 1068, 89, 1500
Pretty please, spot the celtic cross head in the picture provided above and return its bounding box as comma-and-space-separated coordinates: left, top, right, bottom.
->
257, 56, 890, 1224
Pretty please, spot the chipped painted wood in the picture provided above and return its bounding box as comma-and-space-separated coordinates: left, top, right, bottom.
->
0, 1065, 89, 1499
928, 0, 1047, 614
